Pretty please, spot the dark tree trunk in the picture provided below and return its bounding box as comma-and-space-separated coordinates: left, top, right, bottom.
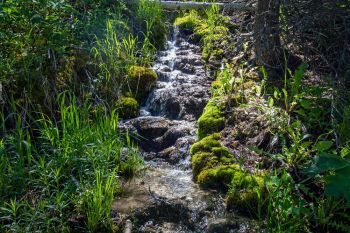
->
254, 0, 283, 71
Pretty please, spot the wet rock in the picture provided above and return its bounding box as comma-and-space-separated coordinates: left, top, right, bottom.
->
184, 96, 209, 119
206, 218, 238, 233
174, 61, 196, 74
133, 117, 170, 139
156, 71, 171, 81
131, 199, 195, 231
158, 146, 176, 160
164, 98, 181, 119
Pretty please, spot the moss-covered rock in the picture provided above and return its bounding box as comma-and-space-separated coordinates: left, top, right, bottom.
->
190, 133, 222, 155
197, 97, 226, 139
197, 164, 241, 190
190, 134, 234, 180
226, 172, 265, 212
116, 96, 139, 119
192, 152, 219, 180
127, 66, 157, 100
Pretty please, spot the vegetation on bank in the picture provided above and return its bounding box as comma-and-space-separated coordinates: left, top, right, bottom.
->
176, 4, 350, 232
1, 0, 349, 232
0, 0, 166, 231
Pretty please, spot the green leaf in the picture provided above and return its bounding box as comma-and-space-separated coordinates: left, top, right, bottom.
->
341, 147, 350, 158
268, 97, 274, 107
300, 99, 312, 109
291, 63, 307, 96
305, 154, 349, 176
324, 165, 350, 201
314, 141, 333, 153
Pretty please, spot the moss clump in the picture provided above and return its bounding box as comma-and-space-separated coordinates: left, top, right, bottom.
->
174, 10, 202, 32
197, 164, 241, 190
127, 66, 157, 100
198, 97, 226, 140
116, 97, 139, 119
192, 152, 219, 180
226, 173, 265, 212
190, 133, 222, 155
190, 134, 266, 212
190, 134, 234, 180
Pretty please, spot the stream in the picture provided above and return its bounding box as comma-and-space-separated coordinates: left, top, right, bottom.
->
114, 28, 252, 232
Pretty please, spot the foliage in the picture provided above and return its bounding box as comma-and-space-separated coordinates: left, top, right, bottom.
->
306, 153, 350, 201
195, 4, 230, 62
135, 0, 167, 49
262, 170, 310, 232
174, 10, 202, 31
0, 94, 142, 231
92, 19, 157, 102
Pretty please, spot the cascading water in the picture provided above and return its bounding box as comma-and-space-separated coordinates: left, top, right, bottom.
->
114, 27, 252, 232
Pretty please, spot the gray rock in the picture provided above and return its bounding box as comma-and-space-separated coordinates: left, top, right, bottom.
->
206, 218, 238, 233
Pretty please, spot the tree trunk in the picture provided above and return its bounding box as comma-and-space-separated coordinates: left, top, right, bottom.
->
254, 0, 282, 70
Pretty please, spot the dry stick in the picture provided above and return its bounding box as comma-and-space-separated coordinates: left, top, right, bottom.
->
128, 0, 255, 12
124, 219, 132, 233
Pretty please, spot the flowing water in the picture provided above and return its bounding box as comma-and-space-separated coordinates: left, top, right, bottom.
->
114, 28, 252, 232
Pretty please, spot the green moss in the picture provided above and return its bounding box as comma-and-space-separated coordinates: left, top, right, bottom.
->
127, 66, 157, 100
226, 173, 265, 212
190, 133, 221, 155
197, 164, 241, 189
174, 10, 202, 32
198, 98, 226, 139
190, 134, 234, 180
191, 152, 219, 179
116, 97, 139, 119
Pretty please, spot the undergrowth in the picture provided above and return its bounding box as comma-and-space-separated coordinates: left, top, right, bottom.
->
0, 0, 164, 231
180, 4, 350, 231
0, 93, 143, 232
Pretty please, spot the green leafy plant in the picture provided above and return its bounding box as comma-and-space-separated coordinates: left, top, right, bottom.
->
306, 153, 350, 201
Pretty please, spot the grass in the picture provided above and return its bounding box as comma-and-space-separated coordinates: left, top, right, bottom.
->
0, 93, 142, 232
0, 0, 166, 230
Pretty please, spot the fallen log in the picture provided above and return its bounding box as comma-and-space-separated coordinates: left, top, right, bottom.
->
128, 0, 255, 12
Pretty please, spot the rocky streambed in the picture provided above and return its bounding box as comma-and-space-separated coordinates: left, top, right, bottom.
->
113, 28, 252, 232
